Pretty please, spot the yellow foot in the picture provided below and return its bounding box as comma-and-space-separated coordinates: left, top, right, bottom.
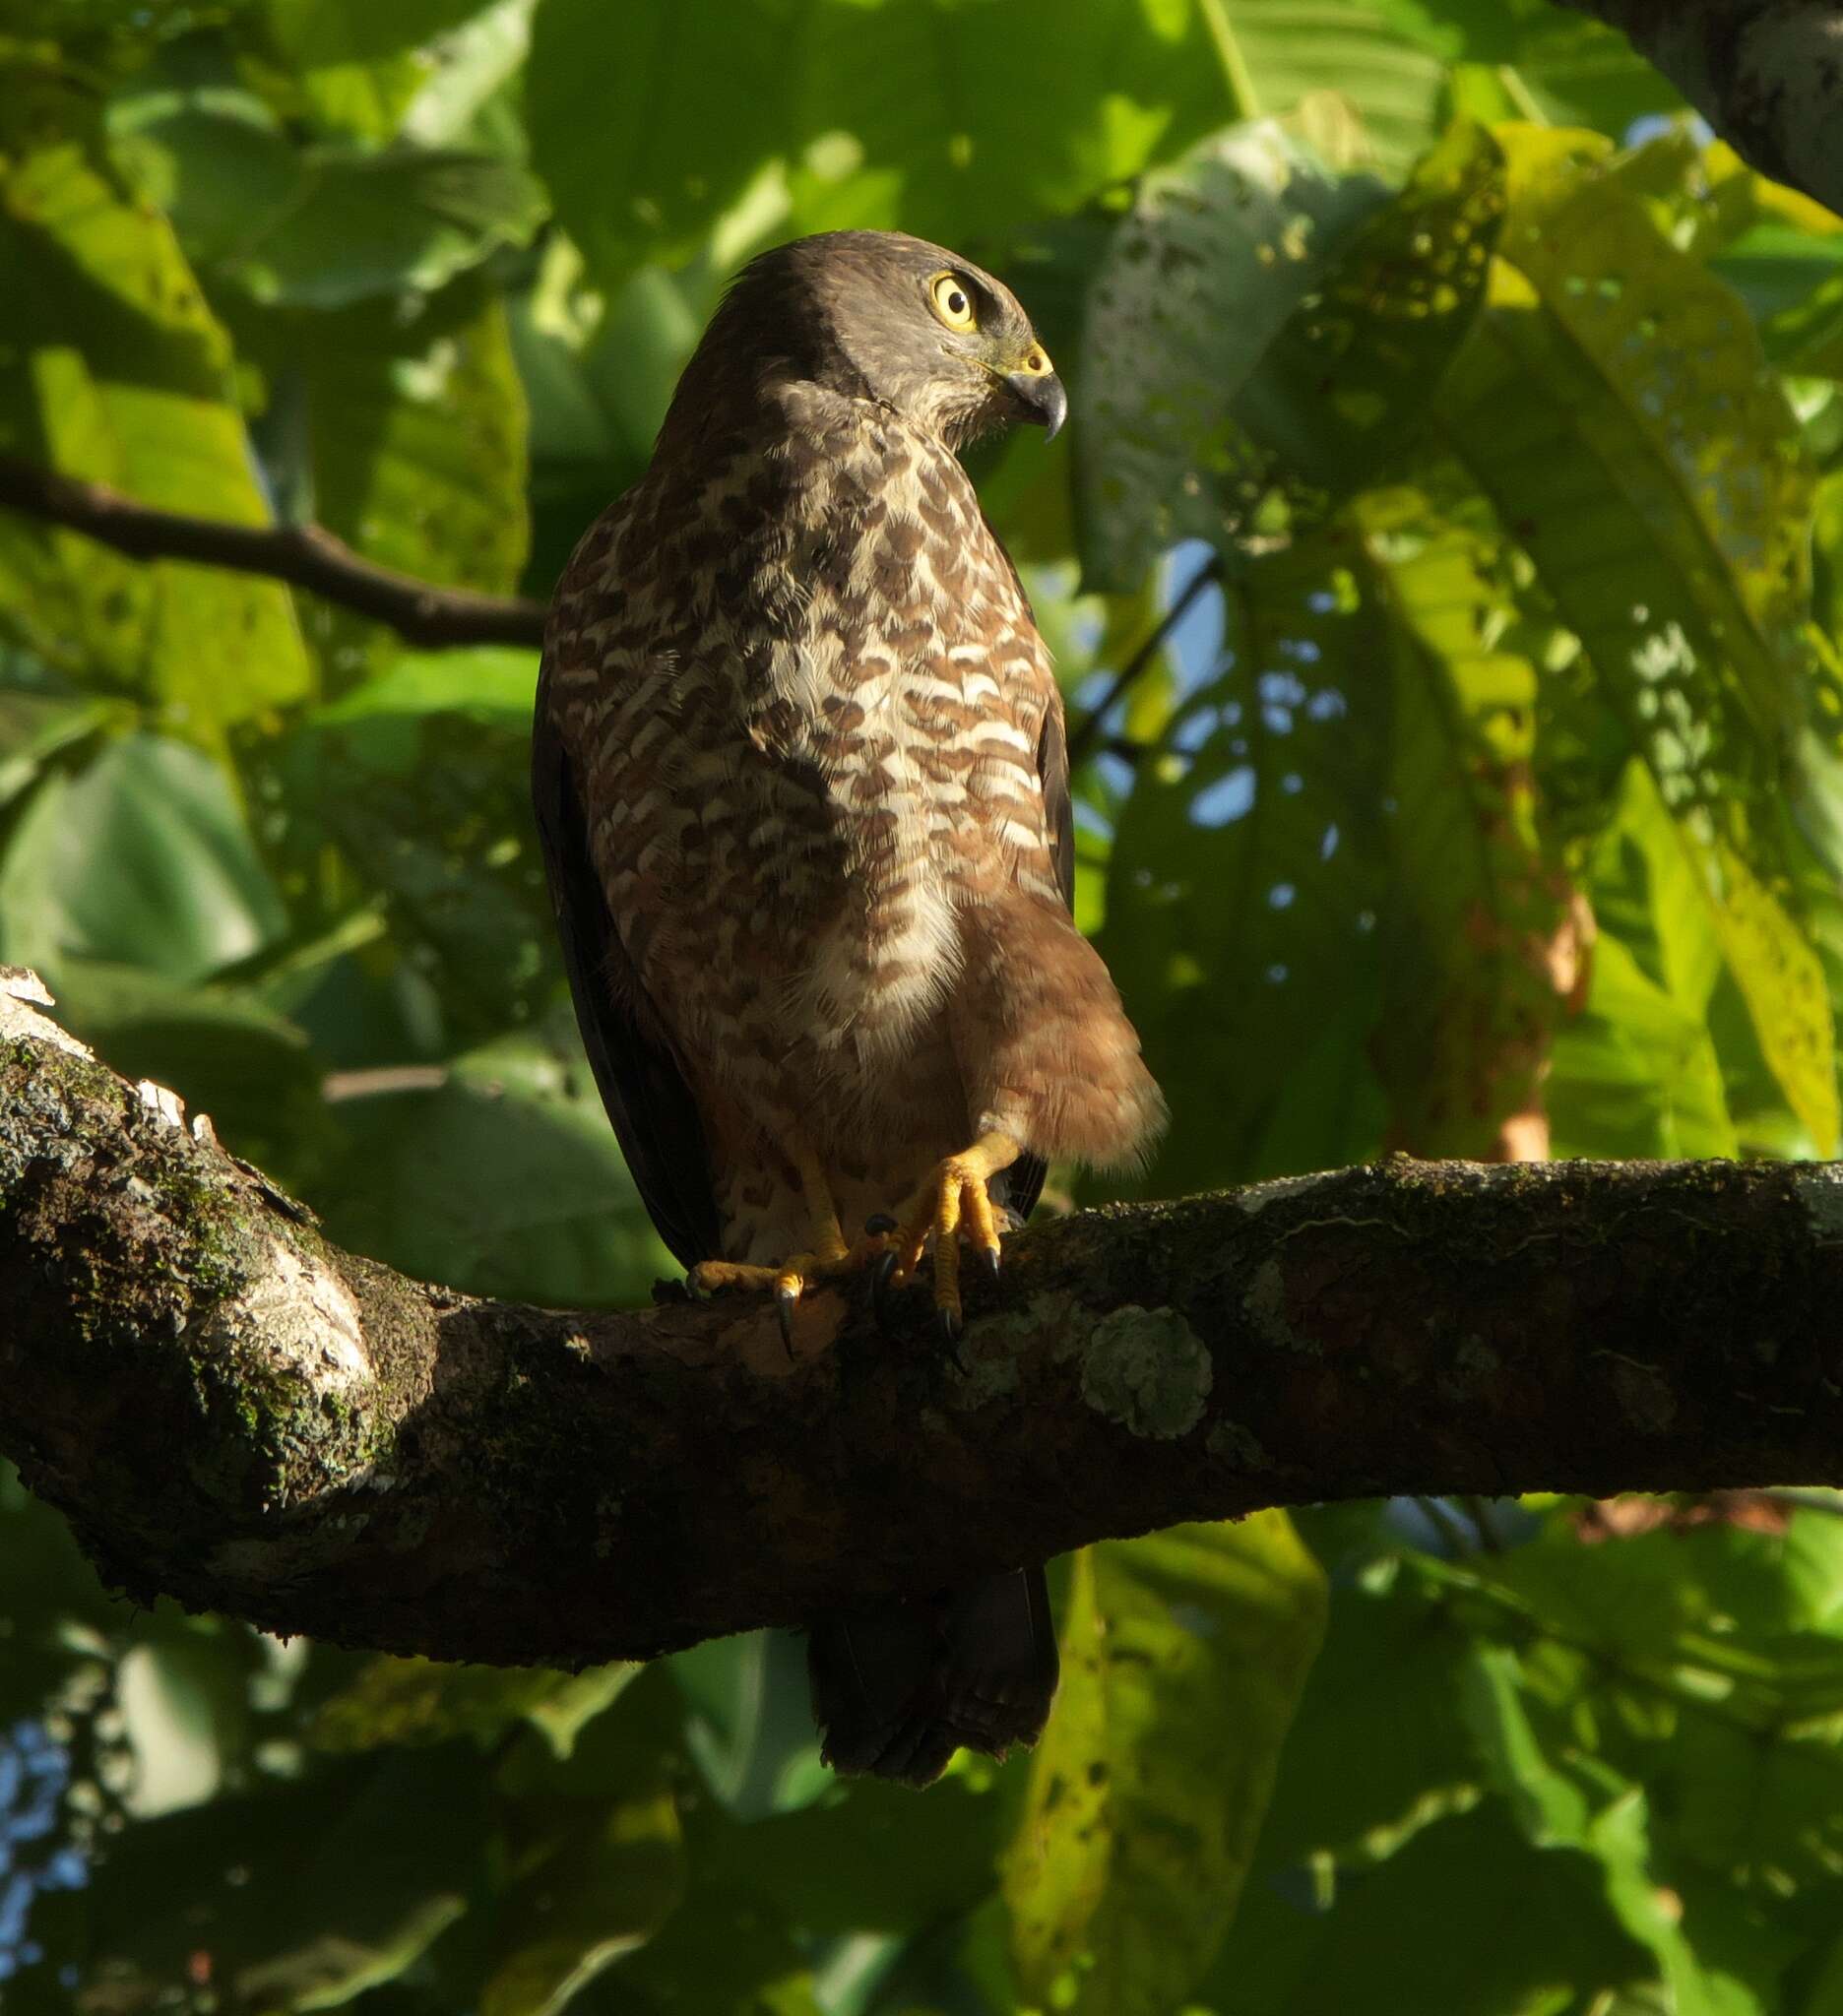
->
887, 1132, 1021, 1345
689, 1229, 894, 1352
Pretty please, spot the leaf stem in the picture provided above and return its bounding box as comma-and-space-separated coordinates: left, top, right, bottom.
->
1196, 0, 1263, 123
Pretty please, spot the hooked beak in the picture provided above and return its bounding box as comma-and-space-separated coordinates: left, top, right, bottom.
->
1006, 366, 1068, 443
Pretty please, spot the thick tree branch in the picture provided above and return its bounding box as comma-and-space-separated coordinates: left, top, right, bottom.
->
6, 965, 1843, 1668
0, 456, 548, 651
1555, 0, 1843, 217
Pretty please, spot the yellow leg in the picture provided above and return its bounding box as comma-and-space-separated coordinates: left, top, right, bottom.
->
889, 1131, 1021, 1340
688, 1144, 892, 1349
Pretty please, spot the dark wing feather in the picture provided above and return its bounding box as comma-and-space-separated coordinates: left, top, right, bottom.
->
531, 674, 723, 1270
1000, 699, 1077, 1226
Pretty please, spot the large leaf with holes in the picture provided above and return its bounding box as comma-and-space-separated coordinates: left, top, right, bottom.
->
1079, 119, 1504, 590
1436, 125, 1834, 1153
0, 85, 310, 742
1077, 123, 1377, 591
1001, 1517, 1326, 2016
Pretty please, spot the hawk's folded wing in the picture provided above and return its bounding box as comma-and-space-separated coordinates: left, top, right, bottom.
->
531, 674, 724, 1271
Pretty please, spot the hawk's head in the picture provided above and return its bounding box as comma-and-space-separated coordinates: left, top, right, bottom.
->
686, 230, 1067, 452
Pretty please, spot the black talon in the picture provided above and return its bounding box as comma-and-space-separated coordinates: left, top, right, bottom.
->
977, 1243, 1001, 1286
864, 1213, 898, 1236
936, 1305, 968, 1372
776, 1286, 798, 1356
871, 1249, 901, 1334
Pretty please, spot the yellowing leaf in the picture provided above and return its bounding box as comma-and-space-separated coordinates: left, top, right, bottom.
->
0, 88, 310, 745
1002, 1516, 1327, 2016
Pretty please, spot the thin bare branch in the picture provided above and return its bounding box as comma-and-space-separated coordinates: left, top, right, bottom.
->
0, 455, 548, 651
1066, 554, 1224, 763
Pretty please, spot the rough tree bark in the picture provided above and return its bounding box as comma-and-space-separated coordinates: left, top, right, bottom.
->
7, 967, 1843, 1670
1556, 0, 1843, 216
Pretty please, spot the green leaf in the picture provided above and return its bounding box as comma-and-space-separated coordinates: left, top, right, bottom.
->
270, 648, 542, 1038
106, 60, 308, 268
1099, 534, 1393, 1194
1465, 1649, 1762, 2016
1549, 934, 1739, 1159
309, 644, 537, 734
76, 1750, 488, 2011
1496, 27, 1684, 140
699, 1772, 1004, 1936
312, 1655, 638, 1758
669, 1631, 829, 1820
0, 732, 286, 983
1353, 483, 1567, 1157
0, 85, 311, 742
40, 957, 331, 1176
0, 685, 106, 808
1437, 125, 1836, 1152
1255, 1557, 1479, 1870
244, 280, 532, 605
513, 246, 710, 587
528, 0, 1254, 289
1198, 1802, 1657, 2016
310, 1024, 672, 1303
479, 1790, 685, 2016
1389, 1, 1686, 137
225, 148, 545, 307
262, 0, 500, 141
1001, 1515, 1327, 2016
1206, 0, 1448, 175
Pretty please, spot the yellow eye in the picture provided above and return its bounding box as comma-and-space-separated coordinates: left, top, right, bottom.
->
929, 272, 978, 332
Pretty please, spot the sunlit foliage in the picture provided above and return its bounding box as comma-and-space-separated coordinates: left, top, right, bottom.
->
5, 1, 1843, 2010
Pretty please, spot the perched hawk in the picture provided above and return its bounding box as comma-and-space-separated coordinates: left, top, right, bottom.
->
534, 230, 1164, 1785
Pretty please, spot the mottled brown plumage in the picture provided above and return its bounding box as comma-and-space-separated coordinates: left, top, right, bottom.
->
534, 229, 1163, 1783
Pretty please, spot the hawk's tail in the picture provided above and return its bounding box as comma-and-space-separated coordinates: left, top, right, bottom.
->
807, 1566, 1058, 1788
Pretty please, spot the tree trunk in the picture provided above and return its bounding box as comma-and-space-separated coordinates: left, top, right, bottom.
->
1556, 0, 1843, 216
